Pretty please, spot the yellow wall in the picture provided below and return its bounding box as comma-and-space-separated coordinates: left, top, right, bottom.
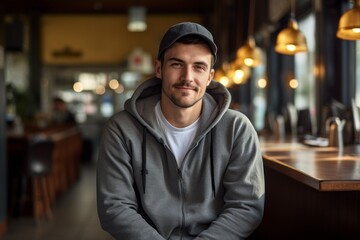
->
42, 14, 202, 65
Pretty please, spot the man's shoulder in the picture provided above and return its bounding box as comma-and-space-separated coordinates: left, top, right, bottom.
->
223, 108, 249, 120
108, 110, 135, 123
219, 109, 255, 131
103, 110, 143, 137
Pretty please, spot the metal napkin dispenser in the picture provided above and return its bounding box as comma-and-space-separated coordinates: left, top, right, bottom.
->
326, 117, 346, 149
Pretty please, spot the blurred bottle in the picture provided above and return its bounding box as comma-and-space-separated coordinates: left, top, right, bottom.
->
273, 115, 285, 140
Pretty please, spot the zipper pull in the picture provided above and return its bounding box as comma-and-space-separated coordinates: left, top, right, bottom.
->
178, 169, 182, 179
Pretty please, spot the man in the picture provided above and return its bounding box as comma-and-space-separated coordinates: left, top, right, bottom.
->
97, 22, 265, 239
52, 97, 76, 124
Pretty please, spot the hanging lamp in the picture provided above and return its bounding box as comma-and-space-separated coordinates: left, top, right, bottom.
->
127, 6, 147, 32
275, 0, 308, 55
215, 64, 232, 88
337, 0, 360, 40
228, 61, 251, 85
236, 0, 262, 67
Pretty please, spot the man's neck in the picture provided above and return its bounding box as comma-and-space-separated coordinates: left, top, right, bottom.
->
160, 99, 202, 128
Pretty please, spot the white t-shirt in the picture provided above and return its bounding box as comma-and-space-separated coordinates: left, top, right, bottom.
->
155, 102, 200, 166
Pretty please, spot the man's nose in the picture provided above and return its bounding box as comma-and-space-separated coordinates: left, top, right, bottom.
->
182, 66, 194, 81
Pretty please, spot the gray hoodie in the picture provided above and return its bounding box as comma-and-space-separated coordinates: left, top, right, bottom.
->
97, 77, 265, 240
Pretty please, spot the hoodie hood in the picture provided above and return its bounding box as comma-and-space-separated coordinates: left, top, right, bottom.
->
124, 77, 232, 140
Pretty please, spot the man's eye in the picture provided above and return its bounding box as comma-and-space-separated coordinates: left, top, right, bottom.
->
194, 65, 206, 71
171, 62, 182, 68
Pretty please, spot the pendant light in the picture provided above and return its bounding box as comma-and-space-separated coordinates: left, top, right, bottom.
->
337, 0, 360, 40
127, 6, 147, 32
236, 0, 262, 67
215, 63, 233, 88
275, 0, 308, 55
228, 61, 251, 84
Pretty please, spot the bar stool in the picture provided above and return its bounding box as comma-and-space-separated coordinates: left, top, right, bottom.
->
27, 135, 55, 221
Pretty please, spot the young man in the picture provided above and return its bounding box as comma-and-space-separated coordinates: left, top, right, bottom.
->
97, 22, 265, 239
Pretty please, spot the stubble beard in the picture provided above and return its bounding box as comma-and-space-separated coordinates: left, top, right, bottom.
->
162, 83, 201, 109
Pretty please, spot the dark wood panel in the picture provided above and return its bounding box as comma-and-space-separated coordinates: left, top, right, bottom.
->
0, 220, 6, 237
250, 167, 360, 239
0, 0, 213, 14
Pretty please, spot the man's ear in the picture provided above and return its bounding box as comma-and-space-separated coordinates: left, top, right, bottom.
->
207, 69, 215, 86
155, 60, 162, 78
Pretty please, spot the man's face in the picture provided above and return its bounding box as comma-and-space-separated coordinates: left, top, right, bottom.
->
155, 42, 214, 109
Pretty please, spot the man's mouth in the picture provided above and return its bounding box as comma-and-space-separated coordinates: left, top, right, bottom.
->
174, 83, 197, 91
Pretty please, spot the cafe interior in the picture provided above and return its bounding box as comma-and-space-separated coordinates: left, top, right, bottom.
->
1, 0, 360, 239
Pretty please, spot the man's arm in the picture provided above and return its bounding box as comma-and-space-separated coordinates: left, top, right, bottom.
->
96, 121, 165, 240
196, 117, 265, 240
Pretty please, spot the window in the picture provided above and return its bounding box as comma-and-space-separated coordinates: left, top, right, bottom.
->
294, 13, 315, 110
294, 12, 316, 134
355, 42, 360, 105
252, 64, 267, 131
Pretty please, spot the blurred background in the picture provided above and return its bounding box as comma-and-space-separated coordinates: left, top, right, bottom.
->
1, 0, 360, 239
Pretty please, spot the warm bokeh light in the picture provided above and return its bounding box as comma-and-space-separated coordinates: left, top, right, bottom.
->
226, 69, 235, 81
286, 44, 296, 52
353, 28, 360, 33
233, 69, 245, 84
219, 76, 231, 87
231, 62, 251, 84
289, 78, 298, 89
73, 82, 83, 92
244, 58, 254, 67
214, 61, 251, 88
109, 79, 120, 90
257, 78, 267, 88
95, 85, 106, 95
115, 84, 125, 94
214, 68, 233, 88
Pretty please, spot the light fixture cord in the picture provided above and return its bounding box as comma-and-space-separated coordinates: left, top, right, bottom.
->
290, 0, 295, 19
248, 0, 255, 36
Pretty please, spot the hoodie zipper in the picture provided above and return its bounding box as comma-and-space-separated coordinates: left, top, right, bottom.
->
178, 168, 185, 239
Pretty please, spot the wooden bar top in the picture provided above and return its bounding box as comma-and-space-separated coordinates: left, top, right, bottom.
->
260, 138, 360, 191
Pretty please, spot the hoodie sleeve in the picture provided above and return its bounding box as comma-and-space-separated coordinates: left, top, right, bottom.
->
96, 119, 165, 240
195, 113, 265, 240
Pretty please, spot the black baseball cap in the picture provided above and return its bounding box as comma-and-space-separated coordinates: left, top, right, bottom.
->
157, 22, 217, 62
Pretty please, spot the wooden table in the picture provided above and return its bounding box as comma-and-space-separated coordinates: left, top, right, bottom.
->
249, 138, 360, 240
260, 139, 360, 191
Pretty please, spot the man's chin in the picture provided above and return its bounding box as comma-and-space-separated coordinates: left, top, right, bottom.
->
170, 97, 200, 109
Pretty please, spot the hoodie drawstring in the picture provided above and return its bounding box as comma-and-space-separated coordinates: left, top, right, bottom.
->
141, 127, 148, 194
210, 129, 216, 198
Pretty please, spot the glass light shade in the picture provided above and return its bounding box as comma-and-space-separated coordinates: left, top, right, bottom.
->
228, 62, 251, 85
236, 37, 262, 67
128, 6, 147, 32
337, 3, 360, 40
275, 19, 308, 55
214, 68, 233, 88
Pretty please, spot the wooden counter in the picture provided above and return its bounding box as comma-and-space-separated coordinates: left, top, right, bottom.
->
7, 125, 83, 218
249, 138, 360, 239
260, 139, 360, 191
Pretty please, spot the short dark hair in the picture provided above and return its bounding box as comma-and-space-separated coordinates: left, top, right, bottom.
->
159, 34, 215, 68
53, 97, 65, 104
